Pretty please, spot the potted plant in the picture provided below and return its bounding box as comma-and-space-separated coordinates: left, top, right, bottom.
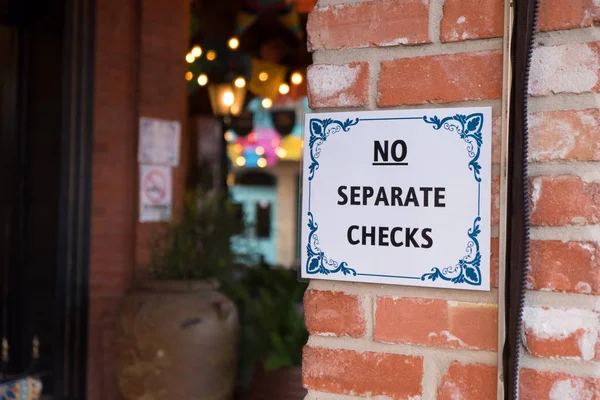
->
115, 190, 252, 400
223, 262, 308, 400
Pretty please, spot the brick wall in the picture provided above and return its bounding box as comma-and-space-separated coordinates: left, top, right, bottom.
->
89, 0, 189, 398
303, 0, 600, 398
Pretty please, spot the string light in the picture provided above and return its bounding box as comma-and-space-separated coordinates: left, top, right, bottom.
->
262, 98, 272, 108
185, 72, 193, 81
236, 156, 246, 167
224, 131, 233, 141
276, 147, 287, 158
185, 53, 195, 63
222, 91, 235, 107
278, 83, 290, 95
258, 72, 269, 82
191, 45, 202, 57
206, 50, 216, 61
234, 77, 246, 88
255, 146, 265, 155
291, 72, 303, 85
257, 157, 267, 168
228, 37, 240, 50
197, 74, 208, 86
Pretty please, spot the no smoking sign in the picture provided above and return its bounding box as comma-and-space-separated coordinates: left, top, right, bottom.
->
140, 165, 172, 222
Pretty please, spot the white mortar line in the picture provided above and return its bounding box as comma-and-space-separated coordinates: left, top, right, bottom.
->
307, 335, 498, 363
429, 0, 444, 44
363, 294, 374, 339
312, 38, 503, 65
529, 93, 600, 113
422, 355, 450, 399
535, 26, 600, 47
521, 354, 600, 377
525, 290, 599, 311
529, 162, 600, 181
307, 280, 499, 303
368, 60, 380, 111
305, 390, 362, 400
530, 226, 600, 241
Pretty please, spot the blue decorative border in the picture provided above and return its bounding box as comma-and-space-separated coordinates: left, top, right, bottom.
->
304, 113, 485, 286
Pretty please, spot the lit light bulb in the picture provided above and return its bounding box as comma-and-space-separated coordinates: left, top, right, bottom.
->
222, 91, 235, 107
255, 146, 265, 155
234, 77, 246, 88
230, 104, 240, 115
257, 157, 267, 168
197, 74, 208, 86
278, 83, 290, 95
262, 98, 272, 109
236, 156, 246, 167
206, 50, 216, 61
291, 72, 303, 85
185, 71, 193, 81
228, 37, 240, 50
258, 72, 269, 82
185, 53, 195, 63
191, 45, 202, 57
224, 131, 233, 141
276, 147, 287, 158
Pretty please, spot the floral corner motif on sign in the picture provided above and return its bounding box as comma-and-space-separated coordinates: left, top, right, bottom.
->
421, 216, 483, 286
307, 117, 359, 181
423, 113, 484, 182
305, 212, 357, 276
420, 112, 485, 286
305, 117, 359, 276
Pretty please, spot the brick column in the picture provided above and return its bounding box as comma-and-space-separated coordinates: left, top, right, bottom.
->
89, 0, 189, 398
303, 0, 600, 398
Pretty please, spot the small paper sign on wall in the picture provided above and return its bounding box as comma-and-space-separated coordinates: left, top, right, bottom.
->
300, 107, 492, 291
139, 165, 172, 222
138, 117, 181, 166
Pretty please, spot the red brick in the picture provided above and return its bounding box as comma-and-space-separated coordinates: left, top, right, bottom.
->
522, 306, 599, 361
529, 241, 600, 294
374, 297, 498, 351
378, 51, 502, 106
304, 290, 365, 338
530, 176, 600, 226
520, 369, 600, 399
441, 0, 503, 42
529, 109, 600, 162
438, 362, 497, 400
538, 0, 600, 32
530, 42, 600, 97
307, 62, 369, 109
303, 346, 423, 398
307, 0, 430, 50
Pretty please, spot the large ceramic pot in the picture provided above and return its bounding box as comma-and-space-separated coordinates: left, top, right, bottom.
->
115, 280, 239, 400
248, 366, 306, 400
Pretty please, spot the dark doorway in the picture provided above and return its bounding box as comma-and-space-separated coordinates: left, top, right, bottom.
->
0, 0, 94, 398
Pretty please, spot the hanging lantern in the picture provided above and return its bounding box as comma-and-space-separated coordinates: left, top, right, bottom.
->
207, 83, 247, 116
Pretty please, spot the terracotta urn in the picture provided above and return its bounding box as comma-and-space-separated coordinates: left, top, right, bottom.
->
115, 280, 239, 400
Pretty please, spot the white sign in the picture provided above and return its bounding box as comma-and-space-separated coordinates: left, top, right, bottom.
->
301, 107, 492, 291
138, 117, 181, 166
140, 165, 172, 222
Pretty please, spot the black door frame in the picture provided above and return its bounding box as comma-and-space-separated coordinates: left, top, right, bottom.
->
55, 0, 95, 398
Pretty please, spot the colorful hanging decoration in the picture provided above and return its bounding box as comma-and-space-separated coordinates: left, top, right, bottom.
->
226, 96, 308, 168
278, 97, 308, 160
235, 0, 303, 39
